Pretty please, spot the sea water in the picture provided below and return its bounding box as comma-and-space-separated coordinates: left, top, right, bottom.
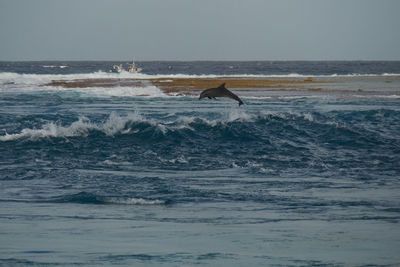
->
0, 61, 400, 266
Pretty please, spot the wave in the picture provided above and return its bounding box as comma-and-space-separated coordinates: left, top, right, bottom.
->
0, 71, 166, 97
103, 197, 165, 205
1, 191, 166, 205
62, 192, 165, 205
0, 72, 151, 91
0, 112, 147, 141
2, 71, 400, 86
42, 65, 68, 69
3, 109, 398, 145
52, 192, 165, 205
1, 109, 398, 179
2, 71, 399, 99
0, 110, 255, 141
65, 85, 166, 98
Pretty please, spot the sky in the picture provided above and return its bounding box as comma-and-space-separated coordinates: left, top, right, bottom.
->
0, 0, 399, 61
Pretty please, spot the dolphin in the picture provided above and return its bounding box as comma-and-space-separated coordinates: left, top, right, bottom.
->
199, 83, 244, 106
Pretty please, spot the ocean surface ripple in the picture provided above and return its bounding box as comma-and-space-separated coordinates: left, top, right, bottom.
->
1, 61, 400, 266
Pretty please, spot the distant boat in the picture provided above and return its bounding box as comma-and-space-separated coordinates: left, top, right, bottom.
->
109, 64, 123, 73
126, 61, 142, 73
109, 61, 142, 73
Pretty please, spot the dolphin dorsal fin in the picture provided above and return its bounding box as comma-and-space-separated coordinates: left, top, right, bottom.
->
218, 83, 226, 89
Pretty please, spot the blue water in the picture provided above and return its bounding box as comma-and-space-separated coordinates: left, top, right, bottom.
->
1, 61, 400, 266
1, 60, 400, 75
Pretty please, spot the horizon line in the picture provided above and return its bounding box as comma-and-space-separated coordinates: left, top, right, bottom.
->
1, 59, 400, 62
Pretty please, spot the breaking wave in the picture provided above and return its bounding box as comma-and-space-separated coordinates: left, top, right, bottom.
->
2, 109, 399, 146
0, 110, 254, 141
55, 192, 165, 205
2, 108, 399, 176
2, 71, 400, 87
0, 111, 146, 141
0, 191, 166, 205
0, 72, 167, 97
42, 65, 68, 69
70, 86, 166, 98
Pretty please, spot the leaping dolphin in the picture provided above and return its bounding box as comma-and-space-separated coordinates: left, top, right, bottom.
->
199, 83, 244, 106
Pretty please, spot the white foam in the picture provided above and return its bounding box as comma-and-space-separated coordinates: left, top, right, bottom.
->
159, 155, 189, 164
2, 109, 319, 142
0, 109, 360, 142
353, 94, 400, 99
0, 117, 94, 141
0, 112, 144, 141
104, 197, 165, 205
175, 110, 255, 127
0, 72, 168, 97
226, 109, 253, 122
2, 71, 400, 89
102, 112, 138, 135
74, 86, 167, 98
42, 65, 68, 69
0, 71, 147, 88
383, 73, 400, 76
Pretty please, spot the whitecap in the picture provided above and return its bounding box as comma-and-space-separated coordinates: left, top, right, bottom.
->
0, 117, 94, 141
104, 197, 165, 205
0, 112, 143, 141
226, 109, 254, 122
72, 86, 167, 98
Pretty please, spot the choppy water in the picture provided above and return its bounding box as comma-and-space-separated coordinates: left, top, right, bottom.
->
1, 61, 400, 266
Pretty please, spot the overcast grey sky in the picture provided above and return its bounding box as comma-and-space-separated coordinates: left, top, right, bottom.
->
0, 0, 399, 61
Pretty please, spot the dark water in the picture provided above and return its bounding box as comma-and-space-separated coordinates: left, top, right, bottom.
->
1, 60, 400, 75
1, 61, 400, 266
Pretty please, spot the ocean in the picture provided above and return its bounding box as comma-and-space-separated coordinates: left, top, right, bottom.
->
0, 61, 400, 266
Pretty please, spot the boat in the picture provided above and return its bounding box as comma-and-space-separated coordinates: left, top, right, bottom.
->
109, 61, 142, 73
109, 64, 123, 73
126, 61, 142, 73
